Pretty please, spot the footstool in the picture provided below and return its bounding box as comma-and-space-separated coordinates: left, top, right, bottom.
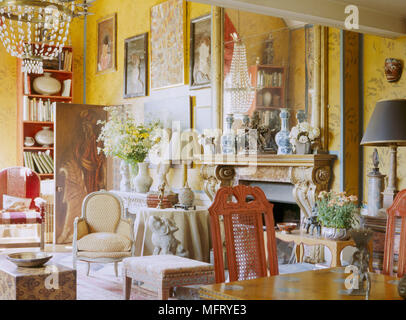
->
122, 255, 215, 300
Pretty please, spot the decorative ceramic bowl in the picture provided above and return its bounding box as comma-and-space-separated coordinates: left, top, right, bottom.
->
7, 252, 53, 268
277, 223, 297, 234
33, 72, 61, 95
35, 126, 54, 147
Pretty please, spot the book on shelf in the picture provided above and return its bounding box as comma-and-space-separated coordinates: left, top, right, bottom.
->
63, 51, 73, 72
43, 57, 60, 70
23, 98, 55, 122
24, 151, 54, 175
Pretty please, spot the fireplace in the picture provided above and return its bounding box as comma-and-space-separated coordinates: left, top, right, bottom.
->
200, 154, 337, 263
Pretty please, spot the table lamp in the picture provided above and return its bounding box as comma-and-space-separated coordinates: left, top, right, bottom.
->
361, 99, 406, 209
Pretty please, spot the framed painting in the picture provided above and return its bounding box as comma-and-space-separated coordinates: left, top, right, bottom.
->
97, 13, 117, 74
190, 14, 212, 89
150, 0, 186, 90
124, 33, 148, 98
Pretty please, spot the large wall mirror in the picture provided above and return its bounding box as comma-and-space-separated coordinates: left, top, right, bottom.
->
214, 8, 328, 153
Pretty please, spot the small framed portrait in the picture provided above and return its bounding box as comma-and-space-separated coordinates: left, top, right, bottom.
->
190, 14, 211, 89
124, 33, 148, 98
97, 14, 117, 74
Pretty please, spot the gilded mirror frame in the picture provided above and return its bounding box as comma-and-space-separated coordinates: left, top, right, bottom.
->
210, 7, 329, 152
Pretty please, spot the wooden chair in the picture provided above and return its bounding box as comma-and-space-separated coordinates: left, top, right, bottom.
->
383, 189, 406, 278
209, 185, 279, 283
0, 167, 46, 250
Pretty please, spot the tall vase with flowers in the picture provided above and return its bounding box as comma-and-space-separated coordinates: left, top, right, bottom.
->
316, 191, 360, 240
97, 107, 161, 193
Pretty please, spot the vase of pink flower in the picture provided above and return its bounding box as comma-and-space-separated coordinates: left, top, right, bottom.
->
316, 191, 360, 240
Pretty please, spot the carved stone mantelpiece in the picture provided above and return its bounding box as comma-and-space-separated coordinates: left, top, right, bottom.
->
200, 154, 335, 220
199, 154, 336, 263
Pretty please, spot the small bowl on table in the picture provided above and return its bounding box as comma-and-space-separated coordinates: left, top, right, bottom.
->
7, 252, 53, 268
277, 223, 297, 234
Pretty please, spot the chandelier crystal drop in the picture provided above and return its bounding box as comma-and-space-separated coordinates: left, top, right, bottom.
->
225, 33, 255, 115
0, 0, 94, 74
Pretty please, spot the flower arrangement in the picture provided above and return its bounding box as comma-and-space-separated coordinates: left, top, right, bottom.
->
289, 122, 320, 151
316, 191, 359, 230
97, 107, 161, 165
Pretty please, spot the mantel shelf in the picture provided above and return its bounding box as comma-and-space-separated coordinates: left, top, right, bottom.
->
196, 153, 337, 168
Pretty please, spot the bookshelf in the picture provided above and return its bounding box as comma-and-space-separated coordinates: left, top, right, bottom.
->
17, 46, 74, 180
249, 64, 287, 112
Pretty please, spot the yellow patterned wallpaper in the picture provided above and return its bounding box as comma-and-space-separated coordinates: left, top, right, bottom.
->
84, 0, 211, 193
327, 28, 341, 192
343, 31, 360, 197
0, 46, 17, 169
363, 35, 406, 202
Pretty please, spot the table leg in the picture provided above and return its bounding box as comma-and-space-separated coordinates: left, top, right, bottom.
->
330, 244, 341, 268
295, 243, 303, 263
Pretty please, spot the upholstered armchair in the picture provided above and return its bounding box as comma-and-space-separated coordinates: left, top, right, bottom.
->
73, 190, 135, 277
0, 167, 46, 250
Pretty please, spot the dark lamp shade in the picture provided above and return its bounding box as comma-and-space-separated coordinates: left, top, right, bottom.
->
361, 99, 406, 146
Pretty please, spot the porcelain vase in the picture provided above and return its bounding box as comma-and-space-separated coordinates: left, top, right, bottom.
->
179, 181, 195, 207
221, 114, 236, 155
322, 227, 350, 241
35, 127, 54, 147
295, 141, 312, 155
133, 162, 153, 193
119, 160, 131, 193
275, 108, 293, 155
33, 72, 61, 96
263, 91, 272, 107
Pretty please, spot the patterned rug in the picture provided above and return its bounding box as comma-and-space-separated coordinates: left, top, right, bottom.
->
51, 253, 153, 300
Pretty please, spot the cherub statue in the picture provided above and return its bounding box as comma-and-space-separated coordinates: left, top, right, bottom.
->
148, 216, 188, 257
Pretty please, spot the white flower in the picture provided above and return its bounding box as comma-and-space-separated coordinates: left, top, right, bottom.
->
308, 132, 315, 141
299, 122, 310, 133
290, 127, 300, 139
312, 127, 320, 138
299, 135, 310, 143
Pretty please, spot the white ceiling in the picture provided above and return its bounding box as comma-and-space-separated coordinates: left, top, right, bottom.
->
339, 0, 406, 18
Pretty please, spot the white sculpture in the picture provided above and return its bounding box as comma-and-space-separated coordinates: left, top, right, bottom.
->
148, 216, 188, 257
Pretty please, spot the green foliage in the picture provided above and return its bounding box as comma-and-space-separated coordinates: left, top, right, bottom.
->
316, 191, 360, 229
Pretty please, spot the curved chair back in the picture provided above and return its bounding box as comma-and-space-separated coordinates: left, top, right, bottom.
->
384, 189, 406, 278
0, 167, 41, 211
82, 191, 125, 233
209, 185, 279, 283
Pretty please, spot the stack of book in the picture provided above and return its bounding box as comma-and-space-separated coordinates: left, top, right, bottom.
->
24, 151, 54, 174
61, 50, 73, 72
23, 97, 55, 122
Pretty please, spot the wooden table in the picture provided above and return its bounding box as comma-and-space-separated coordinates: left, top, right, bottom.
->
199, 268, 402, 300
0, 257, 76, 300
276, 230, 373, 269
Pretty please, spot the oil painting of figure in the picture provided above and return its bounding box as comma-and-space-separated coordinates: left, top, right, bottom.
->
55, 105, 107, 244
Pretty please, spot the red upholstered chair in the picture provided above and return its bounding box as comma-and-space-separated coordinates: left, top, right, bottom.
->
209, 185, 279, 283
383, 189, 406, 278
0, 167, 46, 250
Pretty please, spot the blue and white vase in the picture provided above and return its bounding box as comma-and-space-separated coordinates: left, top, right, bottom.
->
221, 114, 236, 155
275, 108, 293, 155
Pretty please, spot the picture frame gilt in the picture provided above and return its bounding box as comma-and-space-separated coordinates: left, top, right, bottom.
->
190, 14, 212, 90
124, 33, 148, 98
97, 13, 117, 74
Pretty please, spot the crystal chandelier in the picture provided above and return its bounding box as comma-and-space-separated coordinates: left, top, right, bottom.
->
225, 33, 255, 115
0, 0, 94, 74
